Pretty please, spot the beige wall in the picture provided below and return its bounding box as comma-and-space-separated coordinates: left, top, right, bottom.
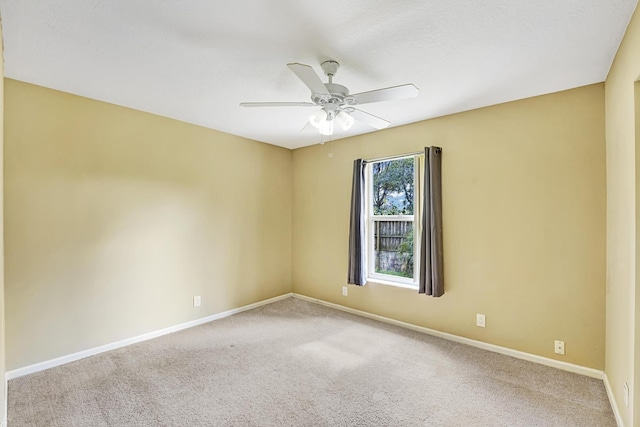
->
605, 5, 640, 425
293, 84, 606, 369
4, 79, 292, 371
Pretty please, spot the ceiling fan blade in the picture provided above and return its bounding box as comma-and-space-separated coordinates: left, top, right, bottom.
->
240, 102, 316, 107
300, 121, 316, 133
350, 109, 391, 130
349, 84, 419, 105
287, 63, 330, 96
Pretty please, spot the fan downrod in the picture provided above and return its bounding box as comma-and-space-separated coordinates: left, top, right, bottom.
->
312, 60, 349, 105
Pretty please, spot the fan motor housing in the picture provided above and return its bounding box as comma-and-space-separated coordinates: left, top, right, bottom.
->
312, 83, 349, 104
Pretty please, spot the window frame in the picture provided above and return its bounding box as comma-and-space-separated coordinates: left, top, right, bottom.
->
364, 154, 421, 288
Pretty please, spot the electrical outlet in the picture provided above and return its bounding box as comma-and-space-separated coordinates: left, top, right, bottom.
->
193, 296, 201, 307
476, 314, 486, 328
554, 340, 565, 355
623, 382, 629, 407
342, 286, 348, 296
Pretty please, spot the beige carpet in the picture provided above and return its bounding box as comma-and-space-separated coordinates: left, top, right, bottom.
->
9, 297, 615, 426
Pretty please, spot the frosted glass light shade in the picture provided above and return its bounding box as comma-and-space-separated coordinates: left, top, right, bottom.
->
309, 109, 327, 129
319, 119, 334, 136
336, 110, 354, 130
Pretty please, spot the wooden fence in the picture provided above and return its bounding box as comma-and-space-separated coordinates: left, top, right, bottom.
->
374, 220, 412, 251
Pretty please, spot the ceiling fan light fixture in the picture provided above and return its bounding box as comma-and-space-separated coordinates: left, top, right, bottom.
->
308, 109, 327, 129
241, 60, 419, 142
336, 110, 354, 131
319, 119, 334, 136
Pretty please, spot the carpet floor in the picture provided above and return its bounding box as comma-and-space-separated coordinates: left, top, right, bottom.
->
9, 297, 615, 426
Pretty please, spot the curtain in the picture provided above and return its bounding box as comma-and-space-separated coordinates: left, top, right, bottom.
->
419, 147, 444, 297
347, 159, 366, 286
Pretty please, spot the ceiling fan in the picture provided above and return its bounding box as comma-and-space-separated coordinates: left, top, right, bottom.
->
240, 60, 419, 136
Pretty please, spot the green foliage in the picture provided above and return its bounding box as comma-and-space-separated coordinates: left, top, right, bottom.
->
397, 229, 414, 275
372, 158, 414, 215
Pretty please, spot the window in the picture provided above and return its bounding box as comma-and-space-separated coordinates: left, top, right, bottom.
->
365, 155, 420, 287
348, 148, 442, 294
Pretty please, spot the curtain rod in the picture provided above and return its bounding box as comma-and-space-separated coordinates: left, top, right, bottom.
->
363, 150, 424, 164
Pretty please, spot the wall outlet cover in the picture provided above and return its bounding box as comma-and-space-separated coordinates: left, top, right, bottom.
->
554, 340, 565, 355
476, 314, 486, 328
193, 296, 201, 307
342, 286, 348, 296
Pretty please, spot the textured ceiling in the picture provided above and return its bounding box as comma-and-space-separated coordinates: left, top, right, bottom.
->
1, 1, 637, 149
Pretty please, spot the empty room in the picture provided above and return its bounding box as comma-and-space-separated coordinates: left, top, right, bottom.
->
0, 0, 639, 426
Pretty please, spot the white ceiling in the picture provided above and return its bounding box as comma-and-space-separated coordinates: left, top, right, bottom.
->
1, 1, 637, 149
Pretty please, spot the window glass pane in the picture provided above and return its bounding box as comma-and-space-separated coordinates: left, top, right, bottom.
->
373, 220, 414, 278
372, 158, 414, 215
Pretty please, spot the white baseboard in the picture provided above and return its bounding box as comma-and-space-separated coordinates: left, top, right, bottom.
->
6, 291, 609, 389
604, 373, 625, 427
293, 293, 604, 380
6, 293, 293, 380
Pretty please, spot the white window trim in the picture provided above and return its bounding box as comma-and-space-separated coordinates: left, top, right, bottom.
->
364, 155, 421, 289
365, 277, 420, 290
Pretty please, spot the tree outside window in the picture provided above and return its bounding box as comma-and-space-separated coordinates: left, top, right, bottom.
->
368, 157, 417, 283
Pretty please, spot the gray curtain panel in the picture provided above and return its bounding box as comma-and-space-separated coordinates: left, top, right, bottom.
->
347, 159, 366, 286
419, 147, 444, 296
